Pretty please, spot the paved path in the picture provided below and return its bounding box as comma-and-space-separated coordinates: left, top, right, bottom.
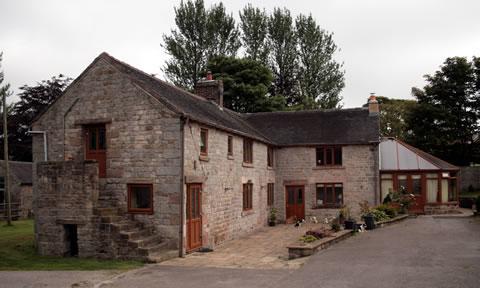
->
1, 217, 479, 288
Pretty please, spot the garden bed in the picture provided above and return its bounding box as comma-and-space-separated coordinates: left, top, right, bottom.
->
287, 230, 353, 259
374, 214, 409, 228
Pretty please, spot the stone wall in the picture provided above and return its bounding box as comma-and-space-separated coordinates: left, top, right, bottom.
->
35, 160, 99, 256
32, 58, 183, 252
459, 166, 480, 192
183, 122, 275, 250
275, 145, 379, 221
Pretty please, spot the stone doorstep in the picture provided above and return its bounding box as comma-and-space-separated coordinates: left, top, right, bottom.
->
287, 230, 353, 260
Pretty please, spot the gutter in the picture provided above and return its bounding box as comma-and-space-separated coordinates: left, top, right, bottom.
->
178, 115, 186, 257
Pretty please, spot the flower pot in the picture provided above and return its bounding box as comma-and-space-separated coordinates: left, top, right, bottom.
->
344, 219, 356, 230
363, 214, 376, 230
268, 221, 276, 227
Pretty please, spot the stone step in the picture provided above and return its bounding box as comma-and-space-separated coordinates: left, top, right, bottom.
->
94, 207, 118, 216
100, 216, 123, 224
111, 221, 139, 231
119, 228, 153, 240
146, 249, 179, 263
128, 234, 163, 249
138, 241, 170, 256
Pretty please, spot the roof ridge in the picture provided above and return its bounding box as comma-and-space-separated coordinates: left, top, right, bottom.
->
243, 107, 366, 117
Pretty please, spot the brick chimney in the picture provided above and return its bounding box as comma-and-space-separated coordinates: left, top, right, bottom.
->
368, 93, 379, 116
194, 71, 223, 107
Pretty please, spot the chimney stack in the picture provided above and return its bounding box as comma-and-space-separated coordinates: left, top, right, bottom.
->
194, 71, 223, 107
368, 93, 379, 116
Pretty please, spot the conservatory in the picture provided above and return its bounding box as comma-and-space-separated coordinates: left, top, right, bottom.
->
379, 138, 459, 214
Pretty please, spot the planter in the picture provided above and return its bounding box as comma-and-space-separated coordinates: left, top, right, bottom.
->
268, 221, 276, 226
344, 219, 356, 230
363, 214, 376, 230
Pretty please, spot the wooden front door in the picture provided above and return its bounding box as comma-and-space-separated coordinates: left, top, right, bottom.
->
397, 174, 425, 213
84, 125, 107, 178
285, 185, 305, 223
186, 183, 202, 252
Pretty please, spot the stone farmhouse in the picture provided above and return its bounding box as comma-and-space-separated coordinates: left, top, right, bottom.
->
31, 52, 380, 261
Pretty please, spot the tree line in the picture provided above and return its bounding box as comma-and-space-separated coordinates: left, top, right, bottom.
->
162, 0, 345, 112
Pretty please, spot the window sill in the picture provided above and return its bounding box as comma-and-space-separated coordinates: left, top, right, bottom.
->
312, 205, 342, 209
242, 162, 254, 168
199, 155, 209, 162
267, 166, 275, 170
227, 155, 234, 160
312, 166, 345, 170
242, 209, 255, 217
128, 209, 154, 215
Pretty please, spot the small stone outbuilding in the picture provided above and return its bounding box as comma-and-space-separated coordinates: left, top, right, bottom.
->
0, 160, 33, 219
32, 52, 380, 261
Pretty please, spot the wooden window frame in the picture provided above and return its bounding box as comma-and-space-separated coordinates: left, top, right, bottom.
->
267, 183, 274, 206
127, 183, 154, 214
243, 183, 253, 211
315, 183, 343, 208
316, 146, 342, 166
200, 128, 208, 156
267, 146, 274, 167
243, 138, 253, 164
227, 135, 233, 156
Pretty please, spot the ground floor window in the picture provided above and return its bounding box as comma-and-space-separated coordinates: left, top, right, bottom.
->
128, 184, 153, 214
267, 183, 274, 206
243, 183, 253, 210
316, 183, 343, 208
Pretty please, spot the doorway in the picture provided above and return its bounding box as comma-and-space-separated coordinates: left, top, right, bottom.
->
186, 183, 202, 252
285, 185, 305, 223
64, 224, 78, 257
84, 124, 107, 178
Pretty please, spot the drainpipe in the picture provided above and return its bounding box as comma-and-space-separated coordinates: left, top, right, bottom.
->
28, 131, 48, 161
179, 116, 186, 257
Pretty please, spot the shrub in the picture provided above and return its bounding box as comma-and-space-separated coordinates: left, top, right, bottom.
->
370, 209, 390, 222
300, 235, 318, 243
330, 222, 341, 232
375, 204, 397, 218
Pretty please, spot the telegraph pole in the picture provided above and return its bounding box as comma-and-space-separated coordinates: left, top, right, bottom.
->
3, 87, 11, 225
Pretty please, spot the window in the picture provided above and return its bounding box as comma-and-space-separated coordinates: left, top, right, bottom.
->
316, 146, 342, 166
128, 184, 153, 214
0, 176, 4, 204
243, 138, 253, 163
267, 146, 274, 167
227, 135, 233, 156
316, 183, 343, 208
267, 183, 274, 206
200, 128, 208, 155
243, 183, 253, 210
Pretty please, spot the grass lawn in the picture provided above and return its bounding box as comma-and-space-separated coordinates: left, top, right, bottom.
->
0, 219, 143, 271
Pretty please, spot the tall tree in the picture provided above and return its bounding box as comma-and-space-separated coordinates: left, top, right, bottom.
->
0, 52, 13, 160
267, 8, 298, 106
239, 5, 269, 64
207, 56, 284, 113
406, 57, 480, 166
295, 14, 345, 109
375, 96, 417, 140
162, 0, 240, 89
8, 75, 71, 161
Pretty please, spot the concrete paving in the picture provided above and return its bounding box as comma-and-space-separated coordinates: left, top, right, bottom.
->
1, 216, 479, 288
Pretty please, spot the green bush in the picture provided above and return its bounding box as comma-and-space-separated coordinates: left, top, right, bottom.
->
375, 204, 397, 218
330, 222, 341, 232
300, 235, 318, 243
370, 209, 390, 222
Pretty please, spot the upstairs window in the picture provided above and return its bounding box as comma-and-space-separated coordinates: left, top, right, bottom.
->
128, 184, 153, 214
243, 138, 253, 163
200, 128, 208, 155
316, 146, 342, 166
243, 183, 253, 210
267, 146, 274, 167
267, 183, 274, 206
228, 135, 233, 156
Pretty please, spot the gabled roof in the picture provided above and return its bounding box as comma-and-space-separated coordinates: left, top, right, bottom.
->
0, 161, 33, 184
379, 138, 458, 171
34, 52, 380, 147
243, 108, 380, 146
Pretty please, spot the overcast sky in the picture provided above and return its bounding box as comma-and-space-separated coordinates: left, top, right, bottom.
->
1, 0, 479, 107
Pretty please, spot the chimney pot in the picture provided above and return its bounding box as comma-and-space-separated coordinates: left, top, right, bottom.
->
368, 93, 379, 116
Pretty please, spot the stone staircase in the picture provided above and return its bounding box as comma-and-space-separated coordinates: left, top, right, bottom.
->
95, 207, 178, 263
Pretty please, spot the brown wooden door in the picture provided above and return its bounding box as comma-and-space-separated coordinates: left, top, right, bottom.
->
397, 174, 425, 214
186, 184, 202, 252
85, 125, 107, 178
285, 185, 305, 223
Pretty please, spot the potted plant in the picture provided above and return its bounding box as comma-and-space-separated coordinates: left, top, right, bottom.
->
359, 200, 376, 230
340, 206, 356, 229
338, 206, 348, 224
268, 208, 277, 226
